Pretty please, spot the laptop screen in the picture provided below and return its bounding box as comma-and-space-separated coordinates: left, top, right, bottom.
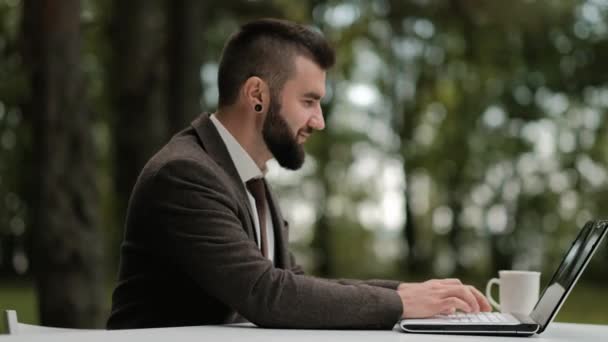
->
530, 220, 608, 332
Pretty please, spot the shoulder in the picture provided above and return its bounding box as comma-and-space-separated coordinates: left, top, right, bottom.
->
133, 128, 237, 205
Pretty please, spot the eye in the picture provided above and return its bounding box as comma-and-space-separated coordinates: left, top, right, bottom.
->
303, 100, 315, 107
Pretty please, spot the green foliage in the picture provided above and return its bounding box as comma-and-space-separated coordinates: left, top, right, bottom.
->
0, 280, 38, 333
0, 0, 31, 278
2, 0, 608, 326
332, 0, 608, 279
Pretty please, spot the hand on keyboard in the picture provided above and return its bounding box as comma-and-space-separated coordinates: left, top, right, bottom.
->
397, 278, 492, 318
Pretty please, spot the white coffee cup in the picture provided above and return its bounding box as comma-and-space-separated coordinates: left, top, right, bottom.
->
485, 270, 540, 314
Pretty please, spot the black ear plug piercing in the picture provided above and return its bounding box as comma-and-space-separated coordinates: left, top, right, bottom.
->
255, 104, 263, 112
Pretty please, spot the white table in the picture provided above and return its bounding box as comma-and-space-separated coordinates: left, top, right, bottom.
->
1, 322, 606, 341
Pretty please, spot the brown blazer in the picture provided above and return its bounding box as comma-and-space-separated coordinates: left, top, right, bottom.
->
107, 113, 403, 329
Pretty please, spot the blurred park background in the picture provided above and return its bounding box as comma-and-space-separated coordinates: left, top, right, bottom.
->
1, 0, 608, 332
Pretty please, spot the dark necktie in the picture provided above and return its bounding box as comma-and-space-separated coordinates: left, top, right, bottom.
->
246, 178, 268, 258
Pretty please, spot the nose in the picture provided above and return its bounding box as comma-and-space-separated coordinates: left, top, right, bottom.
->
310, 107, 325, 131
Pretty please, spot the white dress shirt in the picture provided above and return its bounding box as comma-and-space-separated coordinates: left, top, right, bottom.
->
210, 114, 275, 263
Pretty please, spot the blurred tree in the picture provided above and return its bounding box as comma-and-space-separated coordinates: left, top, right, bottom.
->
20, 0, 104, 327
3, 3, 608, 328
166, 0, 206, 132
106, 0, 170, 246
382, 0, 608, 278
0, 0, 29, 277
306, 102, 335, 277
305, 0, 333, 277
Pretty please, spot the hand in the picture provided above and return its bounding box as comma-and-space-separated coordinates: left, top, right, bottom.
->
397, 278, 492, 318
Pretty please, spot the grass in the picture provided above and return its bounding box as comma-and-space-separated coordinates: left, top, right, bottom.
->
0, 280, 112, 334
554, 283, 608, 325
0, 280, 606, 334
0, 280, 38, 334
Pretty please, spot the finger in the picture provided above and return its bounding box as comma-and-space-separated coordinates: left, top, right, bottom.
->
440, 307, 456, 315
428, 278, 460, 287
441, 286, 480, 312
467, 285, 492, 312
440, 278, 463, 285
441, 297, 472, 313
427, 278, 461, 288
460, 286, 481, 312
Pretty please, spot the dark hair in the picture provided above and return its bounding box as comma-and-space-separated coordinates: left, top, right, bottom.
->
217, 18, 335, 108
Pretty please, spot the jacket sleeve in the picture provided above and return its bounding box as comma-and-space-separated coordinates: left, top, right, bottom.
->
287, 251, 400, 290
153, 159, 403, 329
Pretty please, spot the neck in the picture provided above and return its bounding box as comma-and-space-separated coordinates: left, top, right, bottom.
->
214, 106, 272, 172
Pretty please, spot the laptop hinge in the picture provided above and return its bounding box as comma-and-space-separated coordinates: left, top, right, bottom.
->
511, 312, 537, 324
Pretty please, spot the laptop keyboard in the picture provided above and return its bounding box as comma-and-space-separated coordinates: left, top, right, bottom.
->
443, 312, 509, 323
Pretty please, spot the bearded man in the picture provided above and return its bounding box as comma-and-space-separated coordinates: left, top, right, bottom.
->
107, 18, 490, 330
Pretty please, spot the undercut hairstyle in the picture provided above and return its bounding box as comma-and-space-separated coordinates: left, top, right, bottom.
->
217, 18, 335, 108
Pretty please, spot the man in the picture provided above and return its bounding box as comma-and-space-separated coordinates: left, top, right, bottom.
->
107, 18, 490, 330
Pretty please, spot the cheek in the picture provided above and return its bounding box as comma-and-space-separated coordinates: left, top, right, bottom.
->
282, 102, 308, 130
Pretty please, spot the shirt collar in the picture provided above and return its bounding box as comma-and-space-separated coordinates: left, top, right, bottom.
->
210, 113, 264, 183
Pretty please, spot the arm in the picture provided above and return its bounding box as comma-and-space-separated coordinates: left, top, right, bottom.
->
285, 233, 491, 316
287, 251, 400, 289
154, 159, 403, 329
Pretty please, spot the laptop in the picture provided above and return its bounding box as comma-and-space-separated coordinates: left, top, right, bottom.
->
399, 219, 608, 336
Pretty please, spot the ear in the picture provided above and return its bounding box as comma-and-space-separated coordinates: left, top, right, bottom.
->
242, 76, 270, 112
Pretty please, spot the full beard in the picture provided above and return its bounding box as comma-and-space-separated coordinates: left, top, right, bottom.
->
262, 95, 305, 170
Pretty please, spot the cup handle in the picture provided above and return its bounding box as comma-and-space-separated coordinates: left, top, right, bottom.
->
485, 278, 501, 311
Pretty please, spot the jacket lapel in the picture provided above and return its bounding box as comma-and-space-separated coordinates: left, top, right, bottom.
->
190, 113, 258, 245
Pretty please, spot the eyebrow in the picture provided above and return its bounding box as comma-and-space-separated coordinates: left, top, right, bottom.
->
303, 92, 322, 100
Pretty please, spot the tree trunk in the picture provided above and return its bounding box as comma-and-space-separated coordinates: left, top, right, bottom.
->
448, 196, 464, 275
402, 176, 420, 273
166, 0, 205, 133
21, 0, 104, 328
107, 0, 169, 244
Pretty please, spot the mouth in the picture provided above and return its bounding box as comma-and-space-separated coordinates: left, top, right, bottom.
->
298, 132, 311, 144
